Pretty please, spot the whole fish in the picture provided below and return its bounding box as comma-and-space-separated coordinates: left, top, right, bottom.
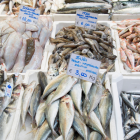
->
85, 111, 109, 140
35, 102, 46, 128
21, 81, 36, 130
41, 74, 68, 100
45, 99, 59, 138
73, 111, 88, 140
99, 89, 113, 130
59, 95, 74, 140
48, 76, 77, 105
30, 84, 41, 128
88, 78, 102, 114
34, 120, 58, 140
38, 71, 47, 92
70, 80, 82, 115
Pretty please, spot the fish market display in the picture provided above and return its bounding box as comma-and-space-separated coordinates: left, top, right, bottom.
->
20, 68, 113, 140
0, 16, 53, 73
112, 19, 140, 72
112, 1, 140, 14
47, 24, 116, 82
0, 65, 24, 140
119, 92, 140, 140
0, 0, 112, 15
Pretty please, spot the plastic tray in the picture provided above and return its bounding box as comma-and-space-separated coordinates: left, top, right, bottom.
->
15, 70, 117, 140
111, 73, 140, 140
113, 24, 140, 75
45, 21, 120, 75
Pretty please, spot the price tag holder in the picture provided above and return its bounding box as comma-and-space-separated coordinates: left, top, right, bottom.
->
18, 5, 40, 24
67, 53, 101, 83
75, 10, 98, 30
5, 82, 13, 97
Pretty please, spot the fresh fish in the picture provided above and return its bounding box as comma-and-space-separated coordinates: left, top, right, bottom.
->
48, 76, 77, 105
59, 95, 74, 140
21, 81, 36, 130
88, 78, 102, 114
73, 111, 88, 140
41, 74, 68, 100
45, 99, 59, 137
35, 102, 46, 128
121, 92, 136, 112
99, 89, 113, 130
38, 71, 47, 92
70, 80, 82, 115
30, 84, 41, 128
0, 70, 4, 85
85, 111, 109, 140
120, 48, 127, 62
34, 120, 58, 140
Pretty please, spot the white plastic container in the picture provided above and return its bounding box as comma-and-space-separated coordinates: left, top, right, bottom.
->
15, 70, 117, 140
113, 26, 140, 75
111, 73, 140, 140
45, 21, 120, 75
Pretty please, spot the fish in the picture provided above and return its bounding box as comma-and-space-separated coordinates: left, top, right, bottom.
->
48, 76, 77, 105
30, 84, 41, 128
38, 71, 47, 92
35, 102, 46, 128
21, 81, 36, 130
34, 120, 58, 140
99, 89, 113, 130
70, 80, 82, 115
120, 48, 127, 62
73, 111, 88, 140
41, 74, 68, 100
59, 95, 74, 140
45, 99, 59, 138
88, 78, 102, 114
0, 70, 4, 85
125, 49, 134, 69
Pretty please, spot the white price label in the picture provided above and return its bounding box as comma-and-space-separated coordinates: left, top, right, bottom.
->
5, 82, 13, 97
67, 53, 101, 83
18, 5, 40, 24
75, 10, 98, 30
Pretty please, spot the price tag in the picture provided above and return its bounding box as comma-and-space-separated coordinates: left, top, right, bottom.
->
67, 53, 101, 83
5, 82, 13, 97
18, 5, 40, 24
75, 10, 98, 30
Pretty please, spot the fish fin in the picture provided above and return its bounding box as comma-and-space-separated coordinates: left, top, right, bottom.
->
31, 118, 36, 129
27, 128, 37, 135
21, 124, 26, 131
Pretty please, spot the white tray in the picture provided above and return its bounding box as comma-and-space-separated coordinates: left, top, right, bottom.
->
45, 21, 120, 75
113, 24, 140, 75
15, 70, 117, 140
111, 73, 140, 140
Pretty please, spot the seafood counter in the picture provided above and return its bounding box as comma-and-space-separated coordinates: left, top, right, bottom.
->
0, 15, 52, 73
18, 69, 114, 140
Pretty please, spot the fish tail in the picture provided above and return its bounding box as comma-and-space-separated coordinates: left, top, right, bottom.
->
106, 63, 114, 73
21, 124, 26, 131
31, 118, 36, 129
27, 128, 37, 135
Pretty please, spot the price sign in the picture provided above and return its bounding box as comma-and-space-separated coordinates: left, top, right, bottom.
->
67, 53, 101, 83
75, 10, 98, 30
5, 82, 13, 97
18, 5, 40, 24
